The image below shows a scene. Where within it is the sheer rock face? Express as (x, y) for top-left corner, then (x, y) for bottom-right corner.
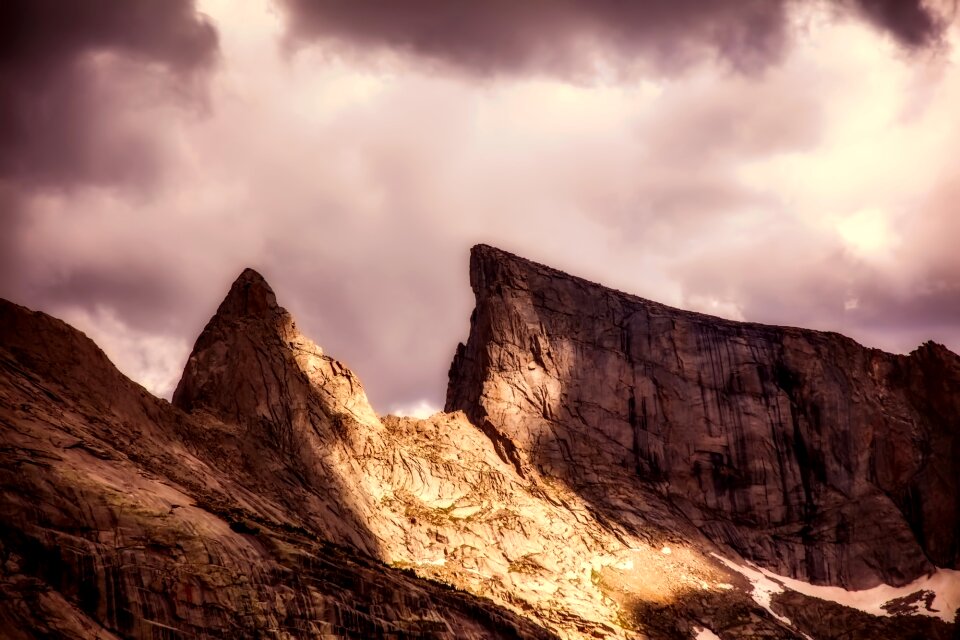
(0, 272), (740, 640)
(0, 297), (556, 640)
(447, 245), (960, 590)
(172, 267), (386, 555)
(2, 255), (958, 640)
(165, 269), (762, 639)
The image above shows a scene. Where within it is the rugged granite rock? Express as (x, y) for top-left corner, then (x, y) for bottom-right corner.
(0, 297), (556, 640)
(1, 246), (958, 639)
(447, 244), (960, 591)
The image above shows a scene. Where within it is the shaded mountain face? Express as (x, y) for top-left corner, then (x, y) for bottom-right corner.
(0, 291), (555, 639)
(447, 245), (960, 590)
(1, 246), (958, 640)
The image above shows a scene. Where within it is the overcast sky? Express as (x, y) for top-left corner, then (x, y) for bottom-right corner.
(2, 0), (960, 416)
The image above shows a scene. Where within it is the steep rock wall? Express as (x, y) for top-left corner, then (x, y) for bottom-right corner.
(3, 253), (957, 640)
(0, 297), (557, 640)
(447, 245), (960, 589)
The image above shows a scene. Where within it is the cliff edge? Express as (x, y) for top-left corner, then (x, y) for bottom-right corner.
(447, 244), (960, 590)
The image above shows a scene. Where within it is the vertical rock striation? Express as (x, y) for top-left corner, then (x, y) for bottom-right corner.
(0, 296), (557, 639)
(447, 244), (960, 590)
(172, 267), (385, 555)
(2, 251), (958, 639)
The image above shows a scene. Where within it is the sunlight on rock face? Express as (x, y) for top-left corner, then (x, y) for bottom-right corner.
(600, 543), (730, 606)
(4, 246), (959, 639)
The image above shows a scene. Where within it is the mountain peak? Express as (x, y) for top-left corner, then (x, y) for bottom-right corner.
(4, 247), (960, 639)
(450, 243), (960, 591)
(173, 263), (379, 432)
(172, 266), (294, 417)
(215, 267), (279, 320)
(470, 243), (526, 271)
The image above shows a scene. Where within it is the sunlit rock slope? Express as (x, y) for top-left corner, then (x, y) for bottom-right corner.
(1, 246), (957, 639)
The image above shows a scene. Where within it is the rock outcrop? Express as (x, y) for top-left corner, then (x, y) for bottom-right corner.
(1, 247), (958, 640)
(0, 297), (555, 640)
(447, 244), (960, 590)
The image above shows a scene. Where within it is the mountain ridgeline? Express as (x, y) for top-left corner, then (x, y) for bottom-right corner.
(448, 245), (960, 589)
(0, 245), (957, 639)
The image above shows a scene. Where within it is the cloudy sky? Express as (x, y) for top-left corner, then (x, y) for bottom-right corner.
(2, 0), (959, 417)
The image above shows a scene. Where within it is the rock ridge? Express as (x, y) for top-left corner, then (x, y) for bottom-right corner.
(2, 252), (959, 640)
(447, 243), (960, 590)
(0, 295), (559, 640)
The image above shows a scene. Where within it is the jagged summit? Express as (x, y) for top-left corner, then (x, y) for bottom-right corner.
(469, 245), (943, 353)
(172, 265), (377, 429)
(237, 266), (268, 282)
(2, 247), (959, 640)
(171, 267), (292, 416)
(213, 267), (281, 320)
(171, 264), (387, 554)
(468, 242), (669, 312)
(172, 266), (293, 416)
(0, 300), (556, 639)
(449, 241), (960, 591)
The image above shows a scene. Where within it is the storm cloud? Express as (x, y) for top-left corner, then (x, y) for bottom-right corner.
(0, 0), (218, 187)
(280, 0), (947, 78)
(0, 0), (218, 345)
(1, 0), (958, 415)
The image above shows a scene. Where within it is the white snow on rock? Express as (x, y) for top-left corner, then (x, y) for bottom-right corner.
(712, 554), (793, 626)
(713, 553), (960, 623)
(693, 627), (720, 640)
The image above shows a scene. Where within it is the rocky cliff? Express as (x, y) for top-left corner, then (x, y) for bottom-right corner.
(447, 244), (960, 591)
(0, 293), (555, 639)
(1, 246), (957, 640)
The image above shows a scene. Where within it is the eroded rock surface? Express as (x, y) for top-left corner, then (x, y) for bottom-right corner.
(447, 244), (960, 590)
(0, 297), (556, 640)
(2, 248), (957, 640)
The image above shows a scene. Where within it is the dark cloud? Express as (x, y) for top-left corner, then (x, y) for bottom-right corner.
(0, 0), (219, 349)
(280, 0), (946, 78)
(280, 0), (788, 76)
(850, 0), (950, 48)
(0, 0), (218, 187)
(1, 0), (957, 411)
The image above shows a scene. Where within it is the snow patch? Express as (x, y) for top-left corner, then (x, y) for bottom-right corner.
(762, 565), (960, 623)
(693, 627), (720, 640)
(713, 553), (960, 623)
(416, 557), (446, 566)
(713, 554), (792, 626)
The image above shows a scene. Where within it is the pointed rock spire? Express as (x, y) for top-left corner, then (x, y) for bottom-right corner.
(171, 268), (297, 418)
(172, 267), (378, 432)
(216, 267), (280, 320)
(170, 266), (383, 552)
